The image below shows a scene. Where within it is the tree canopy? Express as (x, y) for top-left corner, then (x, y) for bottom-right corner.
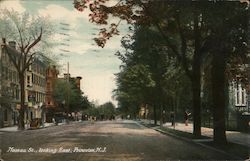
(74, 0), (249, 143)
(53, 79), (90, 113)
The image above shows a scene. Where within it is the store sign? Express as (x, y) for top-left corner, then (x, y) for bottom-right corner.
(28, 102), (32, 107)
(236, 106), (248, 112)
(16, 104), (21, 110)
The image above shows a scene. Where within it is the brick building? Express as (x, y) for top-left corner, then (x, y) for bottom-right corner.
(45, 65), (59, 122)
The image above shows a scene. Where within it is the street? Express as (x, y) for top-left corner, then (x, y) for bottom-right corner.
(0, 120), (233, 161)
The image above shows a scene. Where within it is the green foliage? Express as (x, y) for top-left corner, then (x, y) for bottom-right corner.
(53, 79), (90, 112)
(83, 101), (116, 120)
(98, 102), (116, 119)
(114, 25), (192, 120)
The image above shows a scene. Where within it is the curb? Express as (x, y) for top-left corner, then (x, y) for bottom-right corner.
(138, 121), (244, 160)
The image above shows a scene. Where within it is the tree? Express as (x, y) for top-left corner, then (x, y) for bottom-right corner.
(115, 25), (192, 125)
(204, 2), (248, 144)
(74, 0), (249, 143)
(114, 63), (155, 119)
(53, 79), (90, 114)
(73, 0), (206, 137)
(98, 102), (116, 120)
(0, 9), (54, 130)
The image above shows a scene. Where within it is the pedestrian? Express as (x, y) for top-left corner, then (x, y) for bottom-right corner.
(184, 111), (191, 126)
(170, 112), (174, 126)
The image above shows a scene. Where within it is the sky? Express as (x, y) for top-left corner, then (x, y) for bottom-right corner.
(0, 0), (129, 106)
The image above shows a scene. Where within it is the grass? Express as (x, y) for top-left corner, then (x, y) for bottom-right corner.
(160, 126), (209, 139)
(160, 126), (249, 159)
(202, 141), (249, 159)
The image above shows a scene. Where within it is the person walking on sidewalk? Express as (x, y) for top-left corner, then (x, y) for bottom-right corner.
(184, 111), (191, 126)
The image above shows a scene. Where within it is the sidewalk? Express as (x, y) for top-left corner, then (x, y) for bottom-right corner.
(0, 122), (60, 132)
(140, 119), (250, 148)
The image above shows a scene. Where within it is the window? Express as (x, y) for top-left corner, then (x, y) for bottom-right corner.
(2, 67), (4, 78)
(242, 91), (245, 105)
(9, 70), (13, 81)
(5, 68), (8, 80)
(4, 109), (8, 121)
(30, 112), (33, 120)
(32, 74), (34, 83)
(16, 89), (20, 100)
(236, 91), (239, 104)
(27, 75), (30, 84)
(13, 71), (16, 82)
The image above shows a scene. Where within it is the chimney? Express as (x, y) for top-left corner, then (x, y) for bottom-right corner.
(8, 41), (16, 49)
(76, 76), (82, 90)
(2, 38), (6, 44)
(64, 73), (70, 79)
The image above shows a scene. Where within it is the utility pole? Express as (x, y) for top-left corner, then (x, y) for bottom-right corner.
(59, 22), (71, 122)
(0, 39), (3, 128)
(67, 62), (70, 122)
(65, 62), (70, 123)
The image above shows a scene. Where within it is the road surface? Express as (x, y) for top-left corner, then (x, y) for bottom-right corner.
(0, 120), (232, 161)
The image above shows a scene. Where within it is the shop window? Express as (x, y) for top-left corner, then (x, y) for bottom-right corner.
(4, 109), (8, 121)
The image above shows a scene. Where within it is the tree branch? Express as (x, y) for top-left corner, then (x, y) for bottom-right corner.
(25, 27), (43, 55)
(176, 13), (192, 78)
(23, 52), (36, 72)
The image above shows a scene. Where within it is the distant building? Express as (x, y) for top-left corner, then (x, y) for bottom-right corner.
(45, 65), (59, 122)
(139, 104), (149, 119)
(232, 64), (250, 113)
(234, 82), (248, 111)
(63, 73), (82, 90)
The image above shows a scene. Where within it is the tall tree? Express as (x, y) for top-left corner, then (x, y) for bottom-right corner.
(114, 63), (155, 119)
(0, 9), (54, 130)
(204, 2), (249, 144)
(74, 0), (206, 137)
(74, 0), (249, 142)
(53, 79), (90, 113)
(115, 26), (172, 124)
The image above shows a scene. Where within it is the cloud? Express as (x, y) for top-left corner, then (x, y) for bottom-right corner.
(0, 0), (25, 12)
(37, 4), (90, 26)
(20, 1), (126, 106)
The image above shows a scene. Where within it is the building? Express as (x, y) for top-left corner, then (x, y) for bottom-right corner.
(232, 64), (250, 113)
(228, 64), (250, 131)
(25, 58), (47, 124)
(0, 39), (48, 127)
(63, 73), (82, 90)
(139, 104), (149, 119)
(45, 65), (59, 122)
(0, 41), (20, 127)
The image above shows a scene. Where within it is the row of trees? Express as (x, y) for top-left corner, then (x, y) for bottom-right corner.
(83, 101), (116, 120)
(114, 26), (192, 124)
(74, 1), (249, 144)
(53, 78), (91, 114)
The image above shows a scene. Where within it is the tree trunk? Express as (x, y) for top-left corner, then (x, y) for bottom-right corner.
(153, 105), (157, 125)
(160, 104), (163, 127)
(191, 7), (202, 138)
(211, 51), (227, 144)
(0, 107), (3, 128)
(191, 56), (202, 137)
(18, 73), (25, 130)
